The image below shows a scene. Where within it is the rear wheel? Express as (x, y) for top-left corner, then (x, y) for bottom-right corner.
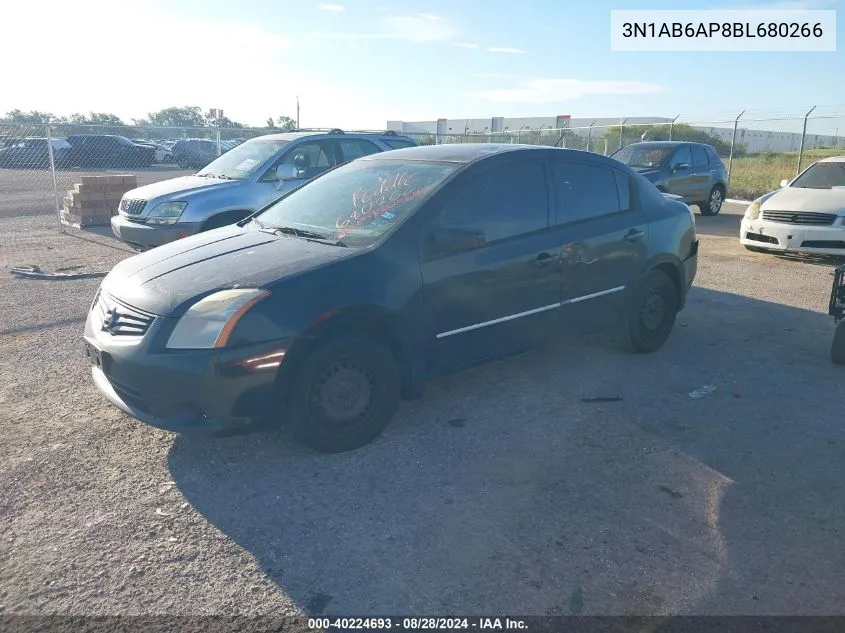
(832, 321), (845, 364)
(284, 337), (400, 453)
(699, 185), (724, 216)
(619, 269), (679, 353)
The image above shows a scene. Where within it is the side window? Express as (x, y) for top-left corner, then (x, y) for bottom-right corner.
(435, 160), (548, 246)
(551, 162), (622, 224)
(382, 138), (417, 150)
(339, 139), (382, 161)
(707, 147), (723, 165)
(691, 146), (709, 167)
(261, 142), (337, 181)
(670, 146), (693, 168)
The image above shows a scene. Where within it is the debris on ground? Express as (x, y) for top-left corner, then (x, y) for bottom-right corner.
(688, 385), (717, 399)
(9, 265), (107, 280)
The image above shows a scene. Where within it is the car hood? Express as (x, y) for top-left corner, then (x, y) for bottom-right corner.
(123, 175), (240, 202)
(760, 187), (845, 214)
(100, 225), (354, 316)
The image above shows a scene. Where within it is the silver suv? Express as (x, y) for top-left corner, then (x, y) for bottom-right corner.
(110, 129), (418, 250)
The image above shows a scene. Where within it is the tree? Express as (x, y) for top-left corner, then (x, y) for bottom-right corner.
(266, 117), (276, 129)
(208, 115), (245, 129)
(3, 109), (64, 124)
(68, 112), (125, 125)
(602, 123), (743, 156)
(276, 115), (296, 131)
(137, 106), (207, 128)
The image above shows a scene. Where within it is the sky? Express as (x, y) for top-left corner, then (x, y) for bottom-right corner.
(1, 0), (843, 130)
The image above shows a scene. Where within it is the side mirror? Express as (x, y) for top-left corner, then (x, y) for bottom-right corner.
(780, 179), (789, 188)
(275, 164), (298, 182)
(429, 226), (486, 256)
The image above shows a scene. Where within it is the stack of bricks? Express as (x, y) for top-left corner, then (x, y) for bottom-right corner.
(60, 174), (138, 229)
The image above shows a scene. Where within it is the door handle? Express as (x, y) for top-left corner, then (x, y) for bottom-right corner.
(624, 229), (645, 243)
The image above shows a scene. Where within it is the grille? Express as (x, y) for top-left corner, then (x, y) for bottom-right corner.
(120, 198), (147, 215)
(762, 210), (836, 226)
(93, 292), (155, 337)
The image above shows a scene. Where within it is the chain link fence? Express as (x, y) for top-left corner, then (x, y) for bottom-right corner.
(2, 110), (845, 272)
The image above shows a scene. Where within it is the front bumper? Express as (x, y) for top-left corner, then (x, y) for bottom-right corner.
(84, 307), (293, 436)
(741, 218), (845, 255)
(111, 215), (201, 250)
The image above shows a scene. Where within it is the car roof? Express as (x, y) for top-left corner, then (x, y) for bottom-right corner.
(817, 155), (845, 163)
(251, 131), (416, 143)
(357, 143), (602, 164)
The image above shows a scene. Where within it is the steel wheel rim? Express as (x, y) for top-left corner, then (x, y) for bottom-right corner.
(639, 289), (667, 335)
(308, 359), (375, 435)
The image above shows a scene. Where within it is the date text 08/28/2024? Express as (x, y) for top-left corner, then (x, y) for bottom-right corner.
(307, 617), (528, 631)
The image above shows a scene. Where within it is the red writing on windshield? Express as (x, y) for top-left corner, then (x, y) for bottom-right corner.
(333, 172), (429, 239)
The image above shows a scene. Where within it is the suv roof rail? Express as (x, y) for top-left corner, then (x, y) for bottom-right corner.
(291, 127), (345, 134)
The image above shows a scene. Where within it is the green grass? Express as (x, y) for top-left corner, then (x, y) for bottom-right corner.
(728, 148), (844, 200)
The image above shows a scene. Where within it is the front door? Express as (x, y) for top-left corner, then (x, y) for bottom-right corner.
(548, 160), (649, 333)
(420, 158), (563, 375)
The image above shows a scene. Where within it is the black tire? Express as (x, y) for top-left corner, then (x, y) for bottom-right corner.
(832, 321), (845, 364)
(699, 185), (725, 216)
(284, 336), (400, 453)
(620, 269), (679, 353)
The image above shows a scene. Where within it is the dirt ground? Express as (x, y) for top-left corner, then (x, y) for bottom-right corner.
(1, 202), (844, 616)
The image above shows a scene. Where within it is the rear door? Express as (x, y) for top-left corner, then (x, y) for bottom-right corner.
(420, 157), (562, 375)
(664, 145), (696, 200)
(690, 145), (712, 199)
(549, 160), (649, 333)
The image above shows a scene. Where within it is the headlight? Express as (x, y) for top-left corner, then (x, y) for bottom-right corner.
(166, 289), (270, 349)
(744, 198), (762, 221)
(146, 201), (187, 225)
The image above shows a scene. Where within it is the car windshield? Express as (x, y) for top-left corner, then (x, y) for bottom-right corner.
(612, 144), (674, 169)
(196, 139), (290, 180)
(254, 159), (460, 248)
(790, 162), (845, 189)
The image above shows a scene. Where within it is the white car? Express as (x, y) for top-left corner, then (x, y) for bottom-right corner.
(740, 156), (845, 256)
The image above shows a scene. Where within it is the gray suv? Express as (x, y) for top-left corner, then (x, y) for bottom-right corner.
(110, 129), (418, 250)
(610, 141), (728, 216)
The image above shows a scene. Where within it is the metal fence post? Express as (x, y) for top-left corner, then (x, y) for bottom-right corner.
(619, 118), (629, 150)
(603, 138), (608, 155)
(216, 130), (222, 156)
(796, 105), (816, 177)
(586, 121), (596, 152)
(45, 123), (63, 233)
(537, 129), (541, 145)
(669, 114), (680, 140)
(726, 110), (745, 189)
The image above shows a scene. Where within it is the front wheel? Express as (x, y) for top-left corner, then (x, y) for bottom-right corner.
(284, 337), (401, 453)
(699, 185), (724, 216)
(832, 321), (845, 364)
(619, 269), (679, 353)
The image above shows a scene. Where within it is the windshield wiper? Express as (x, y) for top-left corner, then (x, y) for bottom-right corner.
(259, 225), (347, 247)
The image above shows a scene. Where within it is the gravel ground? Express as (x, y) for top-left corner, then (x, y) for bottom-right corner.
(1, 203), (845, 616)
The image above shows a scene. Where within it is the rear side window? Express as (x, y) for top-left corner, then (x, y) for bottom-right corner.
(707, 147), (723, 165)
(339, 139), (382, 161)
(551, 162), (623, 223)
(692, 146), (709, 167)
(437, 160), (549, 243)
(382, 138), (417, 150)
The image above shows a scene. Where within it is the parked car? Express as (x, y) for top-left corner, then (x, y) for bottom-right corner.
(740, 156), (845, 256)
(85, 143), (698, 453)
(0, 137), (72, 168)
(134, 141), (174, 164)
(110, 129), (420, 250)
(65, 134), (155, 168)
(610, 141), (727, 216)
(171, 139), (219, 169)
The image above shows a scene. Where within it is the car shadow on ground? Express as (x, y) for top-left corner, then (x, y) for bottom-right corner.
(693, 212), (742, 239)
(167, 287), (845, 616)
